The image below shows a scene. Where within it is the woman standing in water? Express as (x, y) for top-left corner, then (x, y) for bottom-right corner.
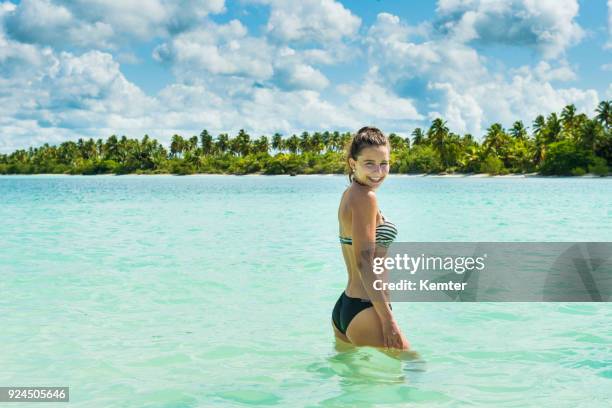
(331, 127), (410, 351)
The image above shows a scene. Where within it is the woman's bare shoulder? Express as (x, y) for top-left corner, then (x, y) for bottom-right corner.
(352, 187), (377, 205)
(344, 183), (377, 198)
(342, 186), (377, 217)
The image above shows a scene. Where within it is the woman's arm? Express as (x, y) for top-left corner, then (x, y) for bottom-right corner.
(351, 190), (393, 323)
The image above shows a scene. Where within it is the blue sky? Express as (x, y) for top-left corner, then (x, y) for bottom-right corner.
(0, 0), (610, 152)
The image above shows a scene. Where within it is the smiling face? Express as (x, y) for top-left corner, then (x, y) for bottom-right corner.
(349, 144), (390, 189)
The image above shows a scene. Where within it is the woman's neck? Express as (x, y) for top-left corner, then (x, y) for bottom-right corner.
(352, 177), (373, 190)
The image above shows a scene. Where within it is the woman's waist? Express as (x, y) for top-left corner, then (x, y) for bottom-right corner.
(343, 284), (386, 301)
(343, 278), (391, 301)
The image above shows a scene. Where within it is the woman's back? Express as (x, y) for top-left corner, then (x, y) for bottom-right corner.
(337, 185), (387, 299)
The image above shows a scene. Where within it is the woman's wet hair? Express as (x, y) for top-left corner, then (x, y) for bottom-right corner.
(345, 126), (390, 183)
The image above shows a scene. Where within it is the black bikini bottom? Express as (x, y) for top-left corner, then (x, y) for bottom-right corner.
(332, 290), (392, 335)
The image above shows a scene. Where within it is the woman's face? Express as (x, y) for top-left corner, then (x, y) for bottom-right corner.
(349, 144), (390, 189)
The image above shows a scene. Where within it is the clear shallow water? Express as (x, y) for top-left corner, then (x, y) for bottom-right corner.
(0, 174), (611, 407)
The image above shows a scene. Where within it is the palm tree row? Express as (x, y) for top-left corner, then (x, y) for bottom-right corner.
(1, 101), (610, 176)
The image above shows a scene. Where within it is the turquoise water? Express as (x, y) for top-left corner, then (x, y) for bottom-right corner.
(1, 174), (611, 407)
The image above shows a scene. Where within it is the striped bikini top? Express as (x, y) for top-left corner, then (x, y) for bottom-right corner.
(339, 210), (398, 248)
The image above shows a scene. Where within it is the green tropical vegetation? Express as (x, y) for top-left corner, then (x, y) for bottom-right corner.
(1, 101), (610, 176)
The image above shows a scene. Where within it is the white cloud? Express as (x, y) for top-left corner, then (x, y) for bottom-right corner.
(339, 80), (423, 121)
(2, 0), (226, 49)
(427, 82), (484, 134)
(154, 20), (335, 91)
(299, 43), (358, 65)
(42, 51), (155, 116)
(237, 87), (358, 135)
(427, 64), (599, 136)
(436, 0), (585, 59)
(273, 59), (329, 91)
(365, 11), (598, 136)
(0, 41), (157, 151)
(368, 12), (431, 43)
(519, 60), (577, 82)
(154, 20), (274, 80)
(0, 23), (50, 75)
(367, 12), (488, 89)
(252, 0), (360, 43)
(116, 52), (141, 64)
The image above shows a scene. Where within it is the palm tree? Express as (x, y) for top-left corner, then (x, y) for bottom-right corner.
(271, 133), (283, 153)
(234, 129), (251, 156)
(228, 137), (241, 156)
(81, 138), (97, 160)
(461, 133), (475, 146)
(253, 135), (270, 154)
(96, 138), (104, 157)
(104, 135), (119, 162)
(483, 123), (509, 157)
(532, 115), (546, 164)
(427, 119), (448, 148)
(340, 132), (352, 151)
(299, 132), (311, 153)
(321, 131), (331, 152)
(151, 141), (167, 168)
(187, 136), (198, 153)
(216, 134), (229, 155)
(595, 100), (611, 128)
(330, 131), (342, 152)
(77, 138), (85, 157)
(532, 115), (545, 137)
(200, 130), (214, 155)
(403, 136), (411, 149)
(579, 119), (602, 152)
(117, 135), (131, 163)
(545, 112), (562, 143)
(135, 134), (155, 170)
(388, 133), (406, 150)
(506, 138), (534, 173)
(58, 141), (79, 165)
(443, 132), (463, 168)
(427, 119), (450, 167)
(561, 104), (577, 138)
(509, 121), (528, 140)
(459, 145), (480, 172)
(286, 135), (300, 154)
(170, 134), (186, 158)
(411, 128), (425, 145)
(311, 132), (324, 154)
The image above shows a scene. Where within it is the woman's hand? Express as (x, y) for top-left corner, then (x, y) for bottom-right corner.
(381, 319), (410, 350)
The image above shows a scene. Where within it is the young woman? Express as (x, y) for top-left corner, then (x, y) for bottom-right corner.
(331, 126), (410, 351)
